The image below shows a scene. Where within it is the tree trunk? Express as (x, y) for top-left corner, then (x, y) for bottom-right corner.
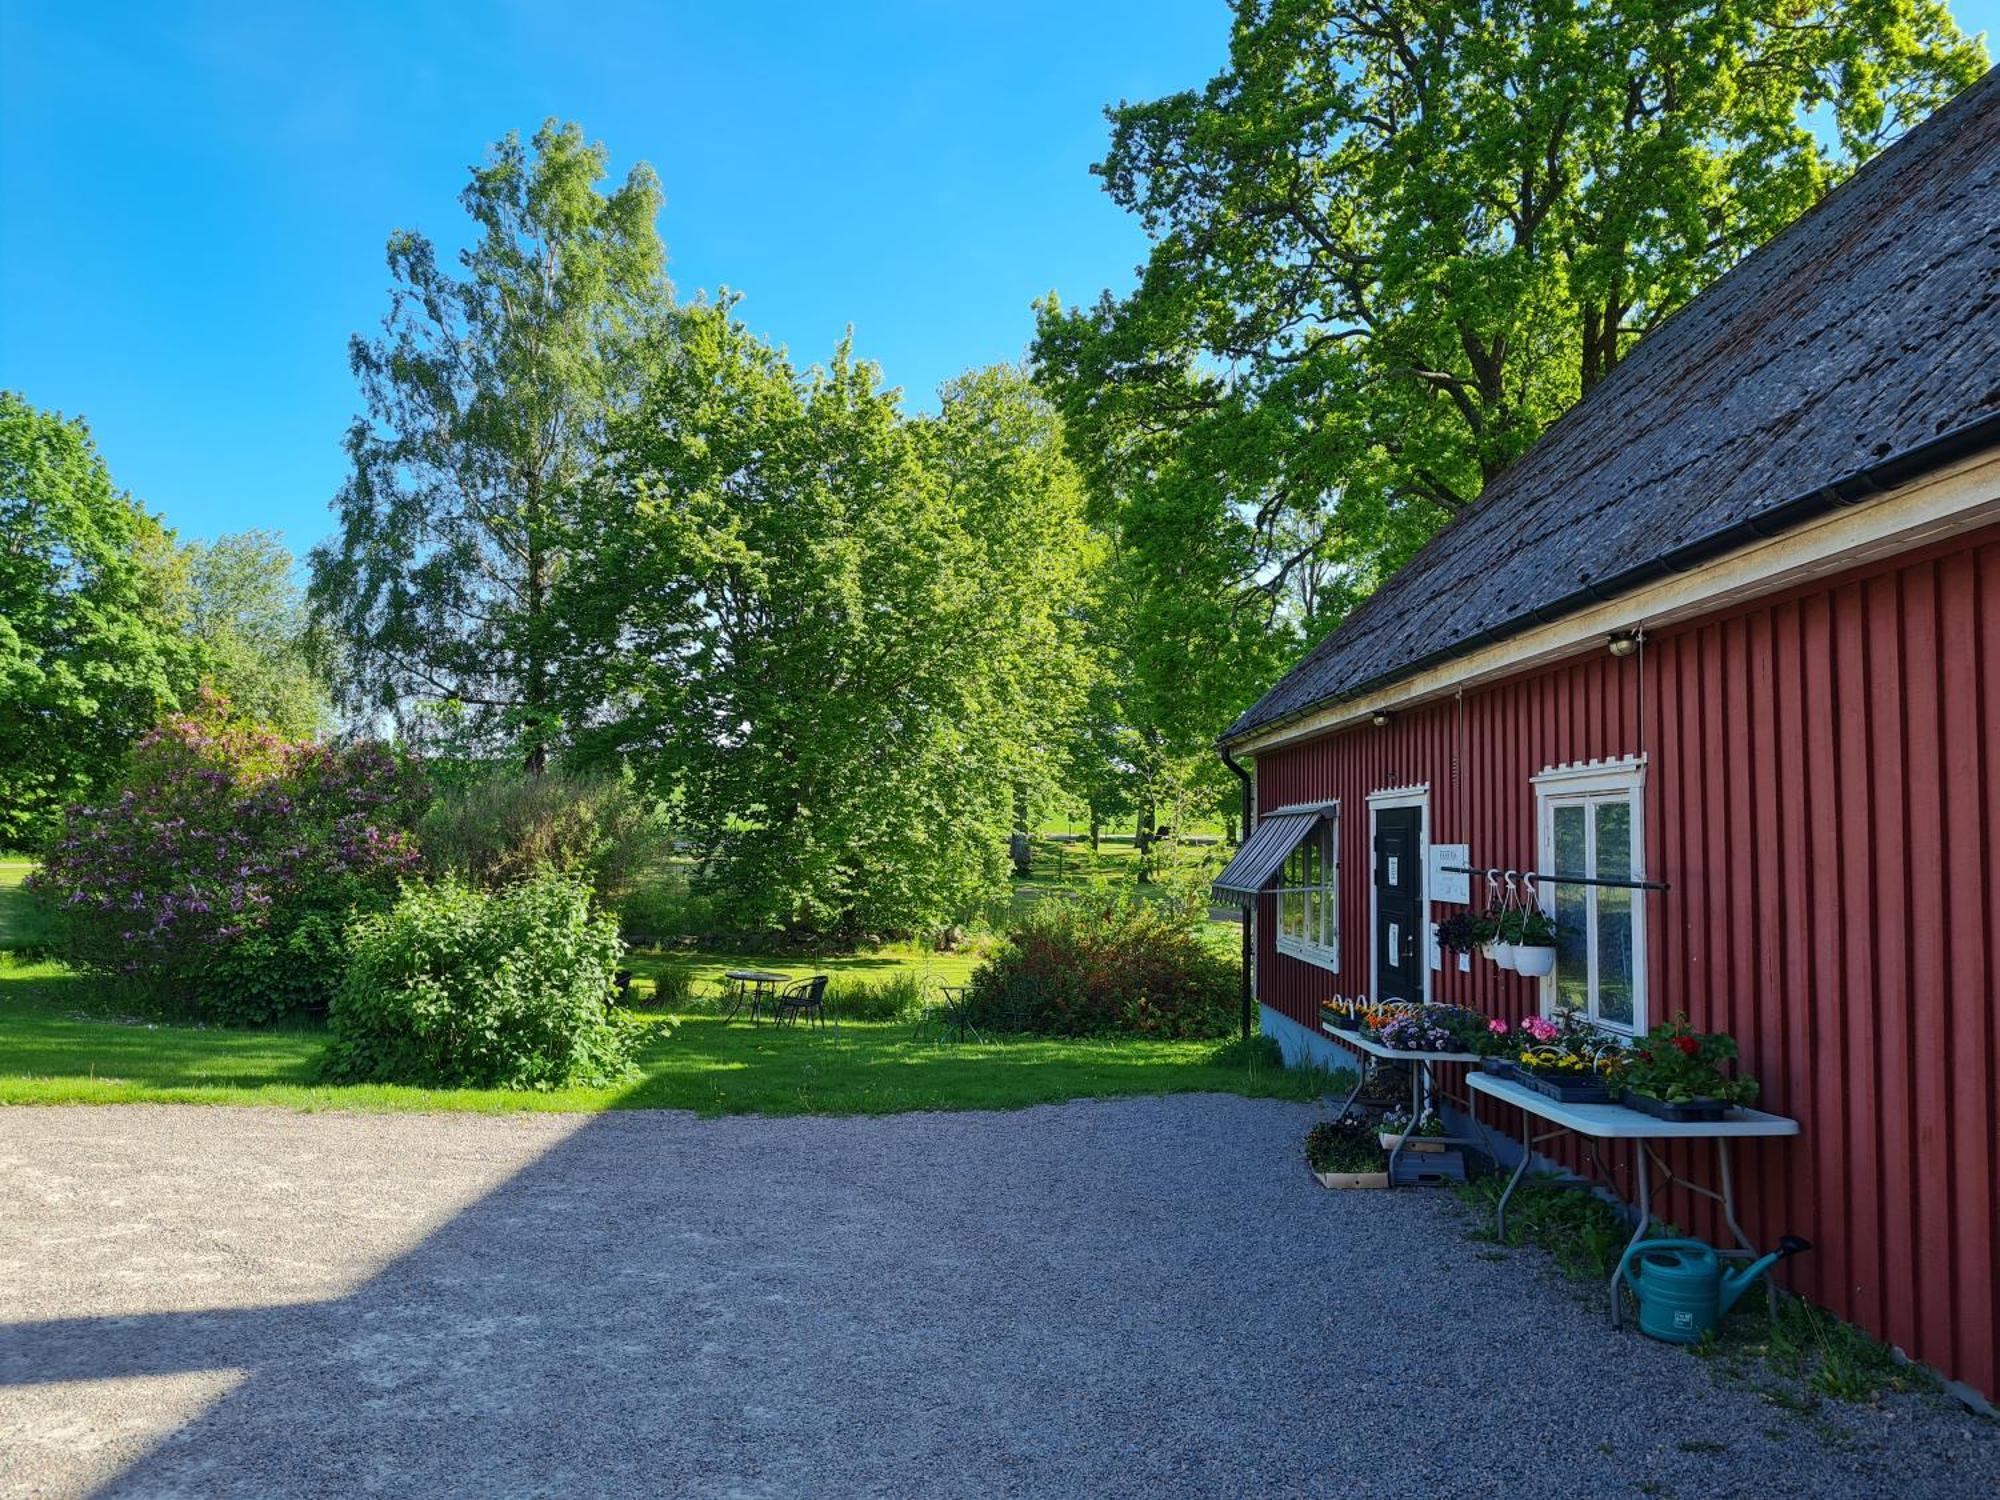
(1135, 803), (1156, 885)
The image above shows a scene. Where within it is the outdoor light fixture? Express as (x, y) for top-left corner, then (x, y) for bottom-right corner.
(1371, 709), (1392, 727)
(1608, 630), (1641, 657)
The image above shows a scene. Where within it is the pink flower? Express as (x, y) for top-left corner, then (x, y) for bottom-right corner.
(1522, 1015), (1559, 1043)
(1488, 1018), (1509, 1035)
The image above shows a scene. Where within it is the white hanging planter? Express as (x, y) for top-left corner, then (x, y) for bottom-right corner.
(1491, 941), (1519, 972)
(1514, 944), (1558, 978)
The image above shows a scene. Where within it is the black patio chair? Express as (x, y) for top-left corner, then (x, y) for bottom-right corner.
(773, 975), (832, 1030)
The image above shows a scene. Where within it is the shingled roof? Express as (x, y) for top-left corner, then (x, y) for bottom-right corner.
(1225, 66), (2000, 746)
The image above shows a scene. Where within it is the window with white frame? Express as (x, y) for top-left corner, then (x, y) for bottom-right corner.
(1535, 762), (1646, 1033)
(1274, 813), (1338, 970)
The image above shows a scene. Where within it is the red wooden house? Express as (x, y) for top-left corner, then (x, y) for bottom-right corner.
(1214, 69), (2000, 1402)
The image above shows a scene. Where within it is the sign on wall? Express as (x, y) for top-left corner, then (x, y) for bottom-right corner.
(1429, 842), (1471, 905)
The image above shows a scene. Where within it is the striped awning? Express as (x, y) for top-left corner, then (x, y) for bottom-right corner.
(1211, 807), (1328, 904)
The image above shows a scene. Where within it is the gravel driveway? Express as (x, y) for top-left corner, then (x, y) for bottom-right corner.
(2, 1098), (1994, 1499)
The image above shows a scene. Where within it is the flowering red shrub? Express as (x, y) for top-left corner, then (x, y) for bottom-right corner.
(963, 895), (1237, 1039)
(28, 693), (429, 1023)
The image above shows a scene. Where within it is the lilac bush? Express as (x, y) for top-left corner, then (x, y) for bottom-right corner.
(28, 692), (429, 1023)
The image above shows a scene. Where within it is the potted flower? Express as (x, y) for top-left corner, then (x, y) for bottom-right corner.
(1304, 1117), (1391, 1188)
(1377, 1108), (1447, 1152)
(1621, 1014), (1759, 1122)
(1512, 909), (1560, 978)
(1514, 1010), (1624, 1102)
(1490, 908), (1524, 971)
(1377, 1010), (1459, 1053)
(1473, 1016), (1518, 1075)
(1436, 910), (1493, 956)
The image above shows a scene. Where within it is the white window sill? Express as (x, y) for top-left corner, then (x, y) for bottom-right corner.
(1540, 997), (1643, 1041)
(1276, 935), (1339, 973)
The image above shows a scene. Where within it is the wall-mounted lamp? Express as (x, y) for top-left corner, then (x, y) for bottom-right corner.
(1370, 709), (1392, 727)
(1607, 630), (1641, 658)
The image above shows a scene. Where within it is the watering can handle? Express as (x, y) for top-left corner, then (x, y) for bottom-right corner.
(1613, 1237), (1711, 1291)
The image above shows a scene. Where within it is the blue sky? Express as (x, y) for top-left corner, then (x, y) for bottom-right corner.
(3, 2), (1994, 555)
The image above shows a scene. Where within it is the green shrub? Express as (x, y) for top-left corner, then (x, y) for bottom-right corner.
(0, 878), (65, 960)
(617, 869), (711, 944)
(322, 874), (634, 1090)
(644, 963), (698, 1010)
(825, 971), (929, 1022)
(27, 691), (428, 1023)
(963, 895), (1238, 1039)
(419, 768), (673, 907)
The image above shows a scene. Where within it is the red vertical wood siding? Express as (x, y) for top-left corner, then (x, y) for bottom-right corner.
(1250, 524), (2000, 1400)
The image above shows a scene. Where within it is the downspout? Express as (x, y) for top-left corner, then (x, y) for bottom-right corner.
(1220, 745), (1255, 1041)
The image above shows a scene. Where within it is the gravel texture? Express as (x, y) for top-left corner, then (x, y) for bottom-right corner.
(2, 1098), (1995, 1499)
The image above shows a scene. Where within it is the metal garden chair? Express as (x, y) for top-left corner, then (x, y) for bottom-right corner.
(772, 974), (832, 1030)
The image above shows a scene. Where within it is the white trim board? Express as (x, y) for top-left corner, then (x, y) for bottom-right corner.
(1230, 446), (2000, 758)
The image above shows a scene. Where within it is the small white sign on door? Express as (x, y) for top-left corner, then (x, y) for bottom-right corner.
(1387, 855), (1400, 885)
(1387, 921), (1400, 967)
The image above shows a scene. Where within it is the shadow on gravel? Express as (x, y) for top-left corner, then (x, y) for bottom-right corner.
(5, 1097), (1996, 1500)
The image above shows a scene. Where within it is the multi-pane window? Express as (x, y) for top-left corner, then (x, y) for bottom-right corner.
(1275, 815), (1338, 970)
(1535, 763), (1646, 1034)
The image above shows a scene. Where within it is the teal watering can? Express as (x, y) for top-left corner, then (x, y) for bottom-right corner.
(1615, 1235), (1811, 1344)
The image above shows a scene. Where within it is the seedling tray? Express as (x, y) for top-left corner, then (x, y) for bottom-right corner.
(1621, 1089), (1728, 1123)
(1518, 1070), (1615, 1105)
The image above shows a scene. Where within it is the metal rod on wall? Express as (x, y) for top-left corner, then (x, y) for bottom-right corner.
(1441, 863), (1670, 894)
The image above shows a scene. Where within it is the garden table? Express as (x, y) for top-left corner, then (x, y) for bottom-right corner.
(721, 969), (790, 1023)
(1322, 1025), (1489, 1186)
(1467, 1071), (1801, 1327)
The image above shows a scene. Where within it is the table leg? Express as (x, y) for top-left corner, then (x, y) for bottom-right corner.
(1496, 1114), (1532, 1241)
(1386, 1061), (1420, 1187)
(1714, 1141), (1776, 1321)
(1611, 1146), (1653, 1329)
(1329, 1053), (1369, 1122)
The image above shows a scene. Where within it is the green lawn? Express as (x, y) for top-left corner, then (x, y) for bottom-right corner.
(0, 860), (1321, 1117)
(0, 956), (1321, 1116)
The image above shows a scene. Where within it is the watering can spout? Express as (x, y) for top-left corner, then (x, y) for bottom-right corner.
(1718, 1235), (1812, 1314)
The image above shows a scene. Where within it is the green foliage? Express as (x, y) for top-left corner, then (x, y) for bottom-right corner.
(562, 301), (1096, 943)
(964, 894), (1238, 1039)
(1033, 3), (1986, 763)
(1454, 1175), (1631, 1281)
(310, 120), (670, 771)
(1624, 1013), (1760, 1105)
(322, 873), (634, 1090)
(825, 971), (930, 1022)
(0, 867), (63, 960)
(419, 767), (673, 907)
(643, 961), (699, 1009)
(0, 392), (197, 849)
(1209, 1032), (1284, 1071)
(1304, 1116), (1387, 1174)
(174, 530), (333, 738)
(27, 691), (428, 1024)
(1764, 1295), (1928, 1402)
(615, 870), (712, 945)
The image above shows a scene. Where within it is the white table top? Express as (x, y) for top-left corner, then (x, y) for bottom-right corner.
(1321, 1025), (1482, 1065)
(1468, 1071), (1800, 1139)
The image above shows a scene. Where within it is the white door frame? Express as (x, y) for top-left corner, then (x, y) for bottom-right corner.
(1366, 784), (1431, 1006)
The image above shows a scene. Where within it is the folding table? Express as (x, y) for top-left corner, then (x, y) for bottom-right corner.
(1467, 1071), (1801, 1326)
(1322, 1024), (1488, 1185)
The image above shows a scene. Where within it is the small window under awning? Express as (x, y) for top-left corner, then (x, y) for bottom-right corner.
(1211, 807), (1329, 904)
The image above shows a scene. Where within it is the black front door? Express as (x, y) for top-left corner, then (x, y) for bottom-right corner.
(1373, 807), (1422, 1003)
